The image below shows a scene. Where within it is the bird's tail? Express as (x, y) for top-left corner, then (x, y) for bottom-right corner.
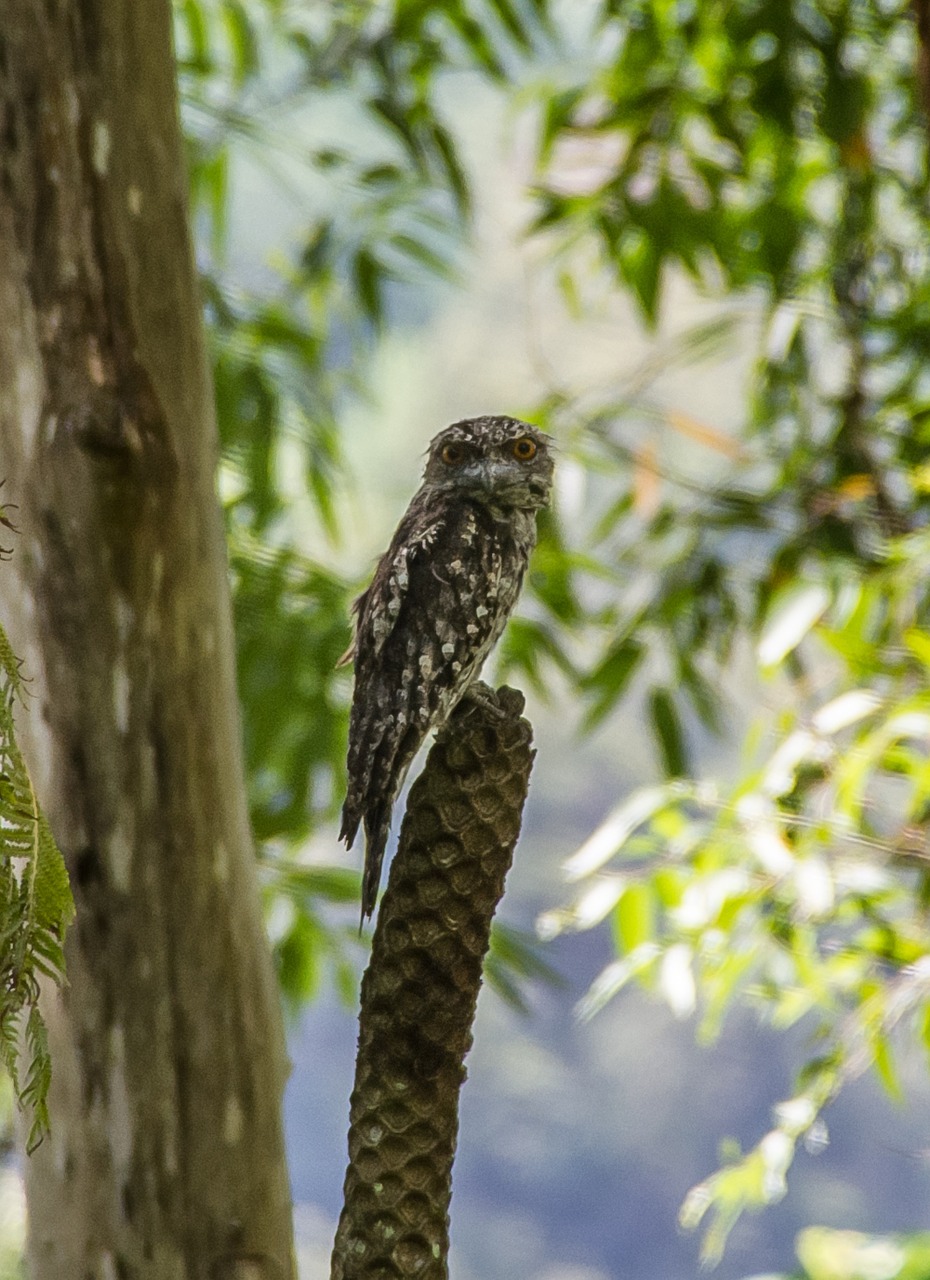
(359, 805), (391, 928)
(339, 796), (367, 929)
(338, 799), (361, 852)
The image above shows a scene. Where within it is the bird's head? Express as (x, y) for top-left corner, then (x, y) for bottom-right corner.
(422, 416), (554, 511)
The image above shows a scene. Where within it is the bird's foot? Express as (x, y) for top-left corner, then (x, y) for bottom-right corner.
(456, 680), (508, 722)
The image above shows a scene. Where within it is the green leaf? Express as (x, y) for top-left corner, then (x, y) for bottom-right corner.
(221, 0), (259, 87)
(429, 120), (471, 217)
(616, 227), (662, 326)
(35, 815), (74, 933)
(390, 232), (457, 280)
(904, 629), (930, 672)
(872, 1034), (903, 1102)
(649, 687), (687, 777)
(352, 248), (387, 327)
(264, 858), (361, 906)
(484, 922), (564, 1013)
(582, 639), (644, 729)
(614, 882), (656, 954)
(757, 584), (830, 670)
(485, 0), (535, 51)
(276, 914), (322, 1005)
(796, 1227), (930, 1280)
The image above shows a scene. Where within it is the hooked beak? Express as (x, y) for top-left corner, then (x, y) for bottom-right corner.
(460, 460), (513, 493)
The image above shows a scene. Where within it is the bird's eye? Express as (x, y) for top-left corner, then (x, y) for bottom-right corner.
(512, 436), (538, 461)
(441, 442), (466, 465)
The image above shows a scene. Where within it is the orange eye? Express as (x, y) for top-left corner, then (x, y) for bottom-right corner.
(441, 442), (466, 465)
(512, 436), (537, 461)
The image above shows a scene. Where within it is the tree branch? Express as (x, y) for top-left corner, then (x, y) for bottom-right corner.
(331, 684), (535, 1280)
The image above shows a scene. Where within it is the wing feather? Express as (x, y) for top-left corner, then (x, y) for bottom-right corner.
(348, 507), (446, 665)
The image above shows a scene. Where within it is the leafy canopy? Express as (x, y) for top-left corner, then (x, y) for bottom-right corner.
(531, 0), (930, 1261)
(176, 0), (930, 1268)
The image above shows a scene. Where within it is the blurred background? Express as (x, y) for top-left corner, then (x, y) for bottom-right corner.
(10, 2), (930, 1277)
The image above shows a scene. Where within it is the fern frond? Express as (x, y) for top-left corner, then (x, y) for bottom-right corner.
(21, 1009), (51, 1154)
(0, 625), (26, 703)
(0, 614), (73, 1149)
(35, 814), (74, 933)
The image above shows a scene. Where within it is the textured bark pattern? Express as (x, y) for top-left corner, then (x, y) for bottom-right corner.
(332, 685), (534, 1280)
(0, 3), (295, 1277)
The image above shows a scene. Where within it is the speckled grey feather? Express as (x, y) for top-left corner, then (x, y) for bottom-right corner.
(339, 415), (554, 921)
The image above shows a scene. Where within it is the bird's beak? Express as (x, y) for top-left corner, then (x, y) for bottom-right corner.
(464, 460), (513, 493)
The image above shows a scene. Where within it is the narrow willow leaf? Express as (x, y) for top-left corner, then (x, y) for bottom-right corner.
(614, 881), (656, 954)
(649, 687), (687, 777)
(757, 583), (830, 669)
(563, 784), (684, 880)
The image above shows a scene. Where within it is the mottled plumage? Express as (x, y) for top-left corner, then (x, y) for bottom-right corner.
(339, 415), (554, 922)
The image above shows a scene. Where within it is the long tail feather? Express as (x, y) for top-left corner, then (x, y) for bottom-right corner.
(360, 807), (391, 925)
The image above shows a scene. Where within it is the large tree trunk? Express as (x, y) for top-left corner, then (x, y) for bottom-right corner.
(0, 3), (296, 1277)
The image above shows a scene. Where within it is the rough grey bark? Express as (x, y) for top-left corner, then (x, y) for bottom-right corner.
(0, 3), (296, 1278)
(331, 685), (535, 1280)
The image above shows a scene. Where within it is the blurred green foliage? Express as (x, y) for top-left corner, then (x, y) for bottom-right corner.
(756, 1225), (930, 1280)
(530, 0), (930, 1261)
(175, 0), (930, 1264)
(176, 0), (559, 994)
